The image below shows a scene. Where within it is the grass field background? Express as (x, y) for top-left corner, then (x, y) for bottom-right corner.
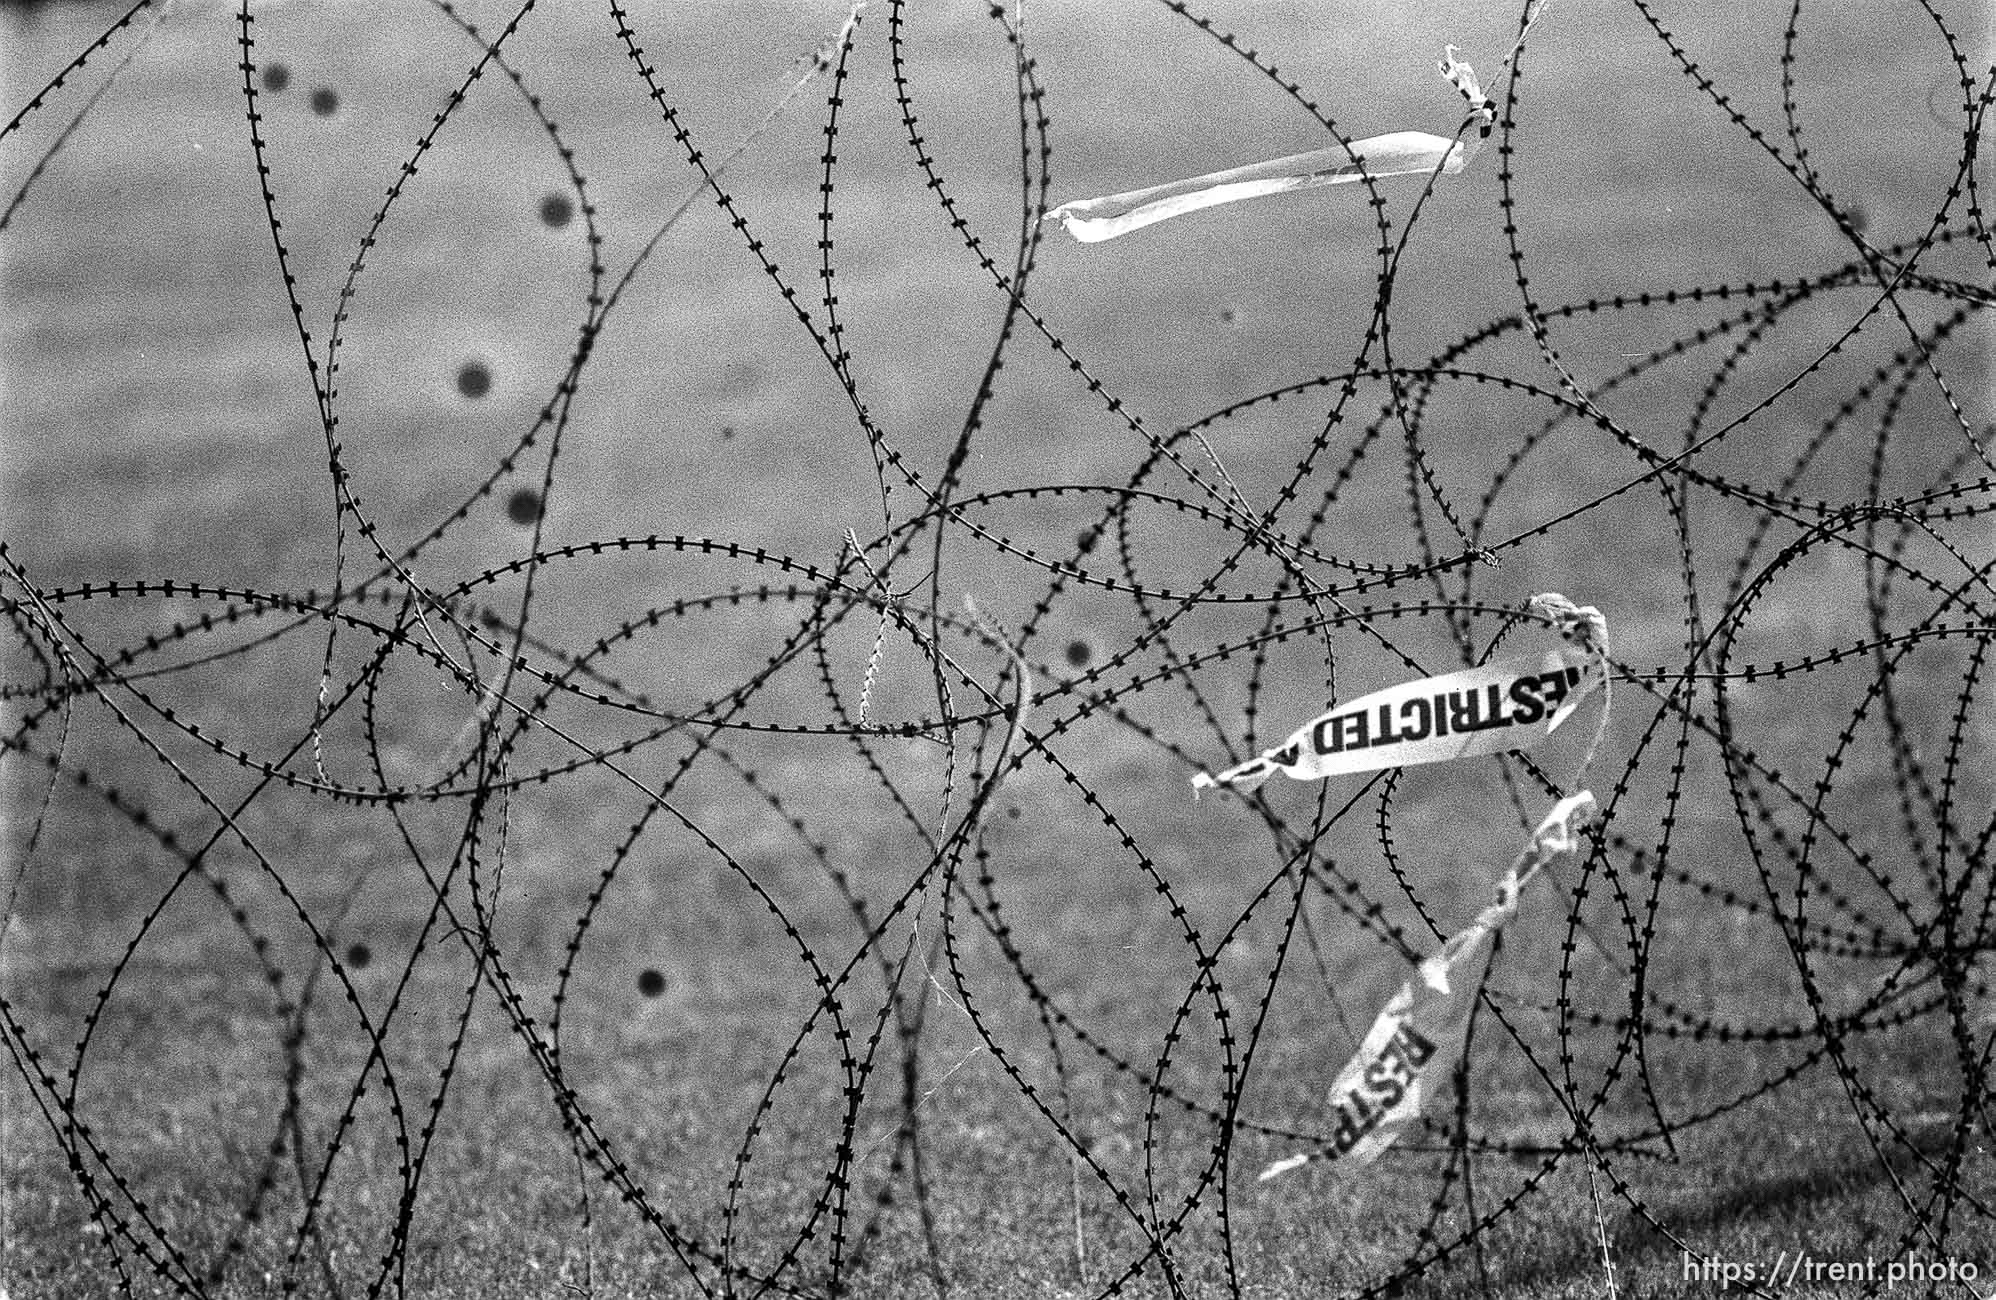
(3, 0), (1993, 1296)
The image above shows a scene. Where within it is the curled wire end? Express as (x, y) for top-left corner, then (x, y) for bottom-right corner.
(1439, 44), (1498, 137)
(1528, 591), (1608, 657)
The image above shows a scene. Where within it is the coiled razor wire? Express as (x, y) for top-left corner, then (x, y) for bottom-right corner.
(1, 0), (1991, 1295)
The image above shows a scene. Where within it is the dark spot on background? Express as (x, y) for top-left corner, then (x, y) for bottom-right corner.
(261, 63), (290, 93)
(506, 488), (541, 525)
(538, 192), (574, 229)
(310, 86), (340, 117)
(637, 968), (666, 998)
(346, 942), (371, 970)
(456, 360), (492, 399)
(1065, 639), (1091, 668)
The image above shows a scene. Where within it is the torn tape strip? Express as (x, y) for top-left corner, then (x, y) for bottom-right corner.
(1042, 131), (1475, 244)
(1192, 648), (1601, 795)
(1259, 792), (1599, 1181)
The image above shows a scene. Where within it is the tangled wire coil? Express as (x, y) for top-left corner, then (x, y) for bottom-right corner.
(2, 0), (1992, 1296)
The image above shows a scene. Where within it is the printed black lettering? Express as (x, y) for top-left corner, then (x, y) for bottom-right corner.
(1346, 709), (1369, 750)
(1374, 703), (1400, 747)
(1311, 714), (1341, 756)
(1398, 696), (1432, 741)
(1395, 1023), (1439, 1068)
(1446, 688), (1487, 733)
(1364, 1058), (1409, 1110)
(1508, 674), (1545, 725)
(1378, 1024), (1418, 1075)
(1330, 1098), (1373, 1154)
(1538, 670), (1569, 712)
(1433, 691), (1449, 737)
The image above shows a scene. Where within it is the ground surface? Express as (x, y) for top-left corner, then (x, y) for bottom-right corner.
(2, 1), (1993, 1296)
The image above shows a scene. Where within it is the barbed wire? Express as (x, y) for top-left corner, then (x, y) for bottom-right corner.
(2, 0), (1991, 1295)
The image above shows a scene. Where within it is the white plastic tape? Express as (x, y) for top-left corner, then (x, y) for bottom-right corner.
(1192, 649), (1601, 795)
